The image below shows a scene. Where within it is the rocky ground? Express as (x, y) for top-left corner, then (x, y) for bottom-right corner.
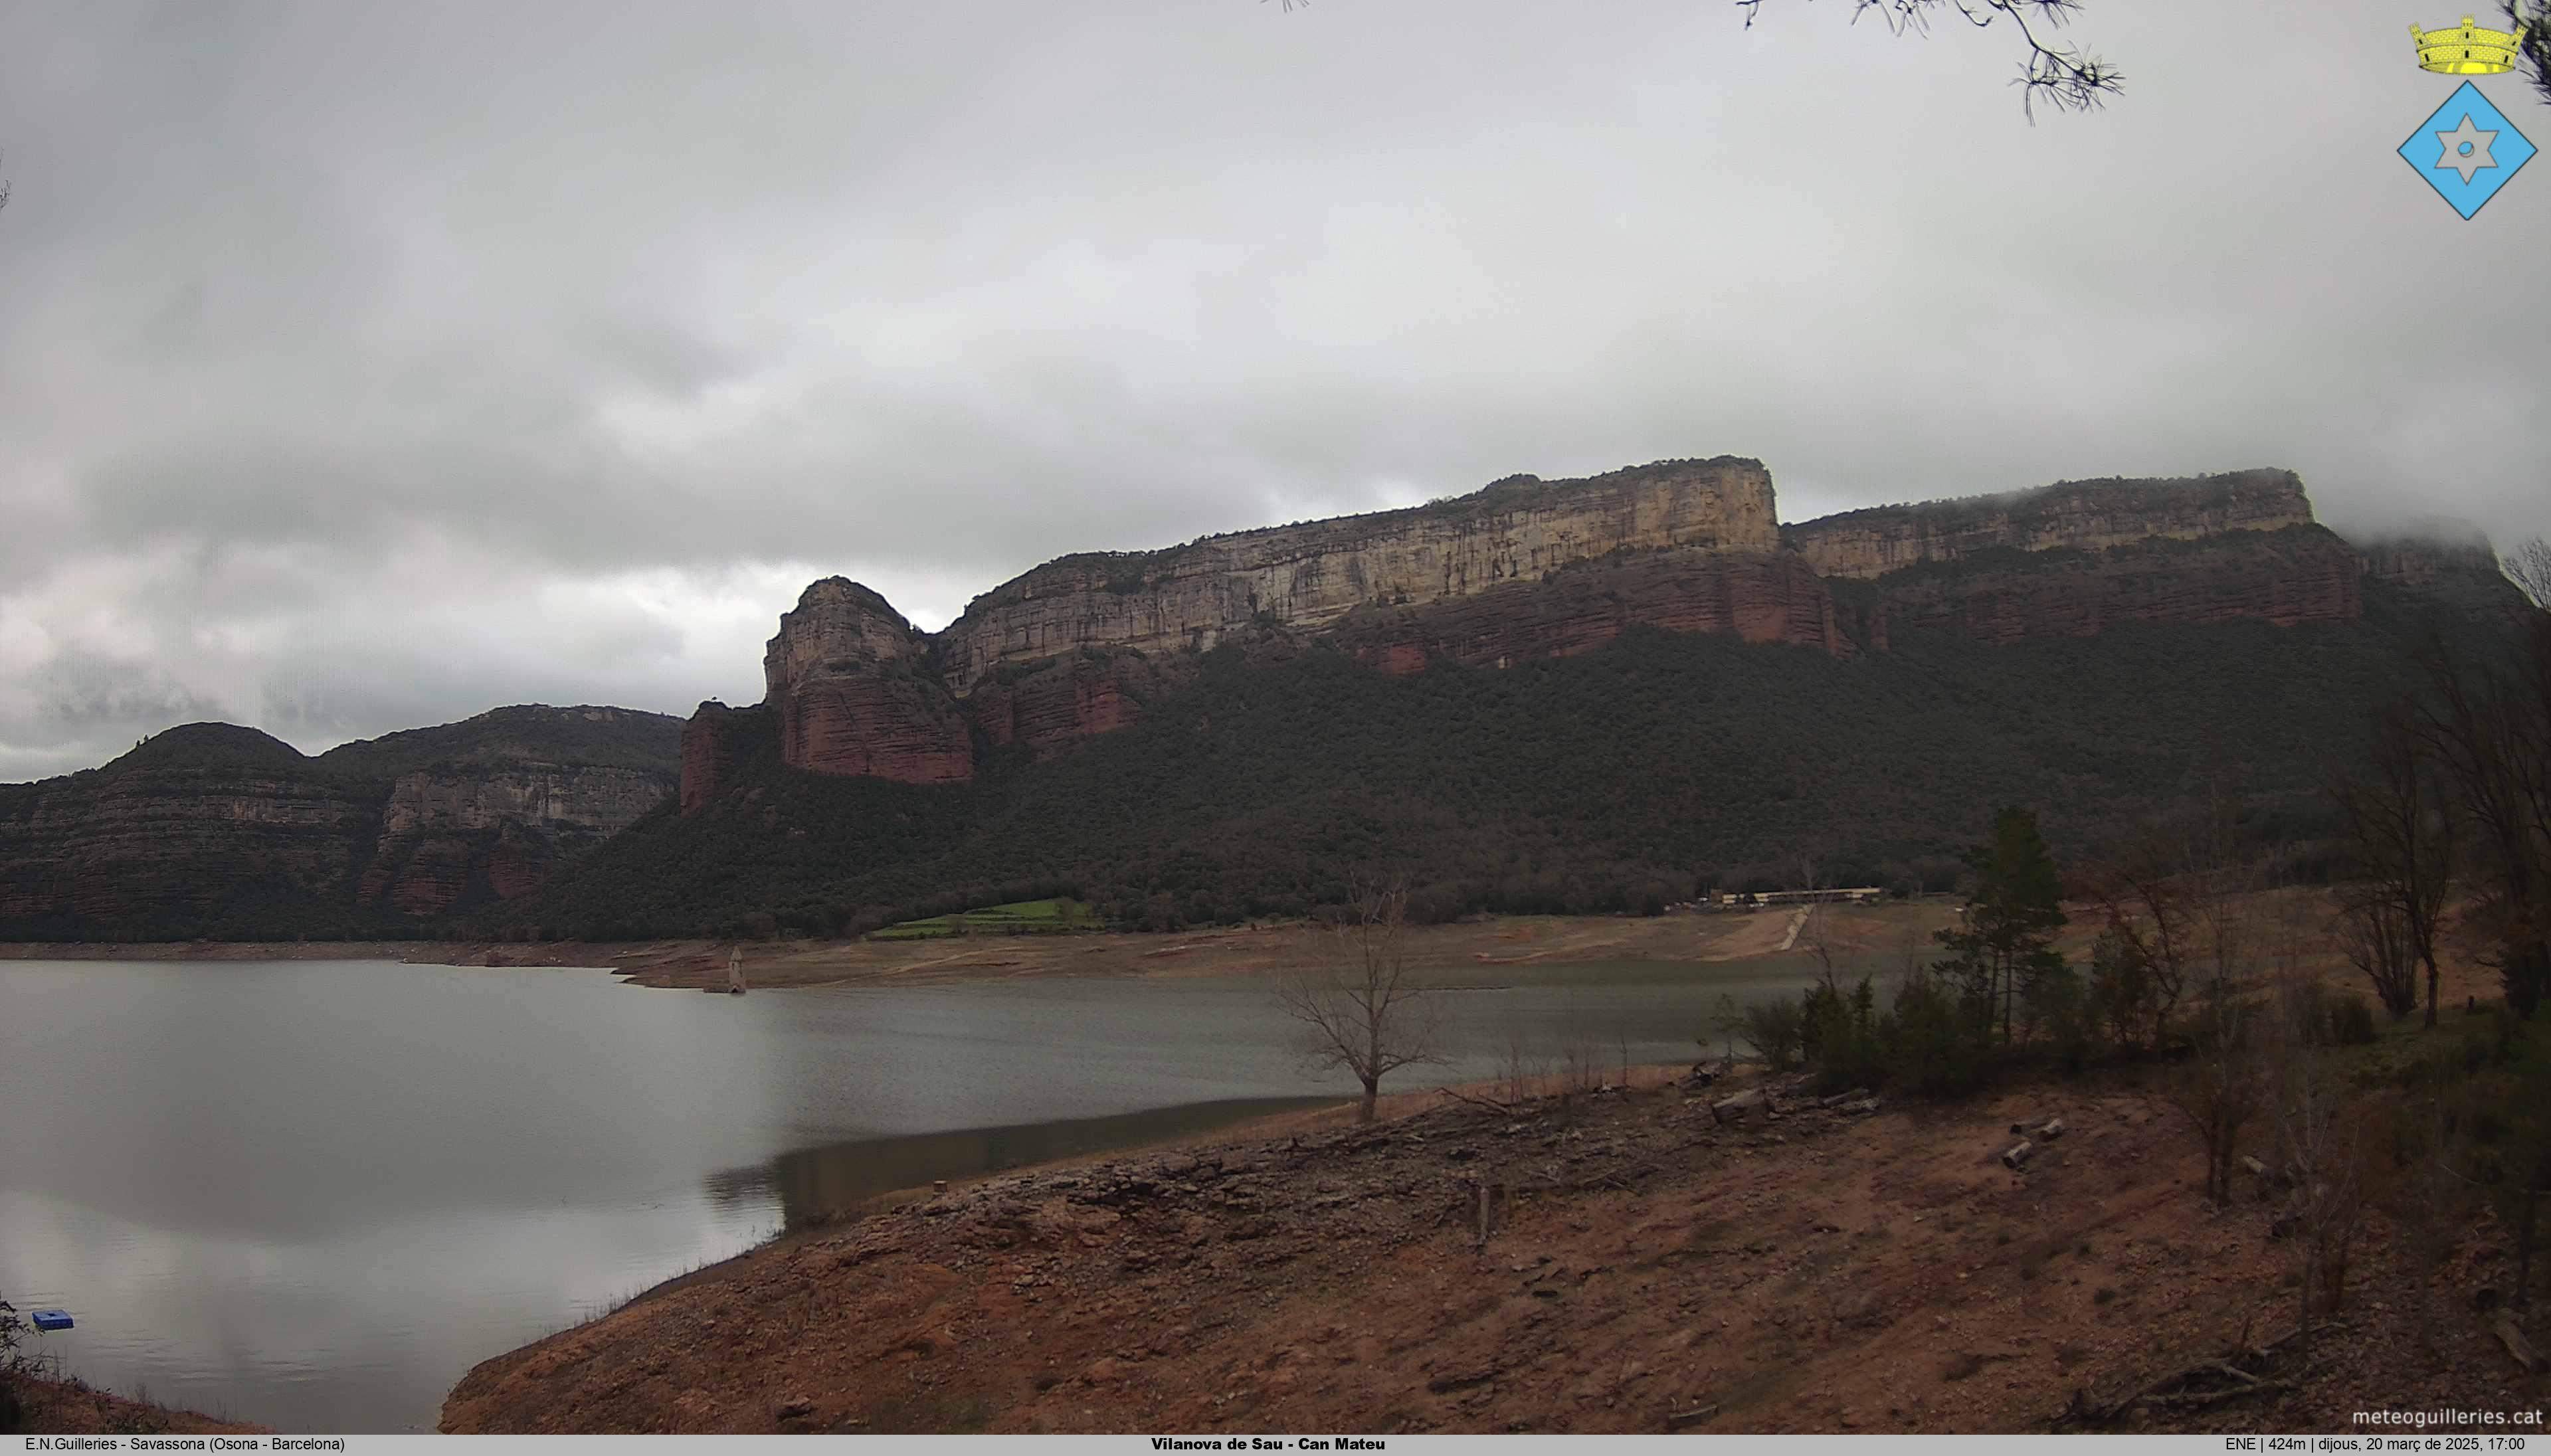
(3, 1372), (268, 1435)
(440, 1062), (2548, 1435)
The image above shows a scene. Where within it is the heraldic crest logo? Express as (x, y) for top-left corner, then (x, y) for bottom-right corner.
(2400, 15), (2536, 217)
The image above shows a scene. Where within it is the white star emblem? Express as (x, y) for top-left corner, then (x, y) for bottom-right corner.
(2433, 114), (2501, 183)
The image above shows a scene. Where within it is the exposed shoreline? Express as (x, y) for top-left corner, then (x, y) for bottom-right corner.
(437, 1053), (2537, 1436)
(0, 902), (1960, 990)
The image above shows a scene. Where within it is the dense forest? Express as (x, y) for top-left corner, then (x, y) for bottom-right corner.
(482, 577), (2510, 943)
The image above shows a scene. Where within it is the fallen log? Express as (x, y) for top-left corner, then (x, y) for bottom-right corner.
(2493, 1313), (2546, 1374)
(2000, 1139), (2034, 1170)
(2033, 1118), (2065, 1140)
(2241, 1155), (2269, 1178)
(1665, 1404), (1719, 1430)
(2146, 1382), (2291, 1409)
(1843, 1097), (1882, 1115)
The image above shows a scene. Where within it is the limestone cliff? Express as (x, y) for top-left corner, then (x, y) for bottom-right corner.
(357, 761), (675, 916)
(0, 726), (385, 927)
(936, 456), (1780, 694)
(684, 457), (2501, 810)
(1786, 470), (2363, 650)
(1329, 548), (1845, 671)
(692, 457), (1809, 804)
(1784, 470), (2316, 581)
(0, 707), (683, 937)
(1831, 527), (2366, 650)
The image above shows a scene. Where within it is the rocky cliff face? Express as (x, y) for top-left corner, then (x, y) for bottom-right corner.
(681, 702), (775, 814)
(1784, 470), (2315, 581)
(1835, 526), (2366, 649)
(937, 456), (1780, 694)
(0, 726), (385, 927)
(1329, 548), (1846, 670)
(2350, 523), (2536, 622)
(764, 579), (974, 784)
(685, 457), (2502, 810)
(969, 651), (1169, 759)
(688, 457), (1806, 806)
(357, 762), (676, 916)
(0, 708), (684, 937)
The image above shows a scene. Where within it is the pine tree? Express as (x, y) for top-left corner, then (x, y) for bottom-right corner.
(1933, 806), (2070, 1047)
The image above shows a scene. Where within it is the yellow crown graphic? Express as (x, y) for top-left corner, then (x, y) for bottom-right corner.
(2411, 14), (2525, 74)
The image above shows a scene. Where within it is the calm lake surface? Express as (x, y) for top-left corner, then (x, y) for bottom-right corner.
(0, 953), (1829, 1431)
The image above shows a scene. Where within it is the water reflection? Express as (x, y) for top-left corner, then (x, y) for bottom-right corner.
(0, 953), (1832, 1432)
(706, 1097), (1341, 1229)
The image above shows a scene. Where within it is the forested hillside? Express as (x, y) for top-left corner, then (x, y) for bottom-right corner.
(488, 579), (2502, 942)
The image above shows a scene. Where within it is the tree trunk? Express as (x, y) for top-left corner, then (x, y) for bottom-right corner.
(2520, 1186), (2540, 1312)
(2299, 1243), (2316, 1362)
(1359, 1077), (1378, 1125)
(2425, 953), (2441, 1029)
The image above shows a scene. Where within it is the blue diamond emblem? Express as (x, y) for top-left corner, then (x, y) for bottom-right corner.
(2400, 80), (2535, 219)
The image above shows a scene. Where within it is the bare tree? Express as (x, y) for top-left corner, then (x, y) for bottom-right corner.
(2266, 974), (2367, 1359)
(2330, 699), (2458, 1025)
(2411, 622), (2551, 1015)
(2336, 890), (2419, 1022)
(1267, 1), (2124, 116)
(1737, 0), (2122, 116)
(2164, 985), (2267, 1206)
(2508, 3), (2551, 112)
(2079, 828), (2198, 1053)
(1496, 1017), (1543, 1105)
(1276, 877), (1443, 1123)
(2184, 802), (2267, 999)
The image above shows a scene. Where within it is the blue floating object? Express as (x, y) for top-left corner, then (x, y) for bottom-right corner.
(31, 1309), (73, 1332)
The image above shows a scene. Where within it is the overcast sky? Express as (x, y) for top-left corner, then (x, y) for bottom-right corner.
(2, 0), (2544, 781)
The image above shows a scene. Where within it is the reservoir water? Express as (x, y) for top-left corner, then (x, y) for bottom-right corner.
(0, 953), (1828, 1431)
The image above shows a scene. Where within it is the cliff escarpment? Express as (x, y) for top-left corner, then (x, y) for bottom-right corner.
(0, 706), (683, 939)
(937, 456), (1782, 693)
(685, 457), (1817, 797)
(2346, 521), (2536, 624)
(1782, 469), (2317, 580)
(683, 460), (2412, 812)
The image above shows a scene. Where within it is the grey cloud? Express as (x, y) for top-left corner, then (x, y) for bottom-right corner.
(19, 650), (225, 749)
(1, 0), (2546, 785)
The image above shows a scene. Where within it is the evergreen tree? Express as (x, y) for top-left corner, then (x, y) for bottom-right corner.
(1933, 805), (2070, 1046)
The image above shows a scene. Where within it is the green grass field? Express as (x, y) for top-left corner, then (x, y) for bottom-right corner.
(868, 897), (1103, 941)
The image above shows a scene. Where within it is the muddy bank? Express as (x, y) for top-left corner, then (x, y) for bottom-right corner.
(438, 1061), (2545, 1435)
